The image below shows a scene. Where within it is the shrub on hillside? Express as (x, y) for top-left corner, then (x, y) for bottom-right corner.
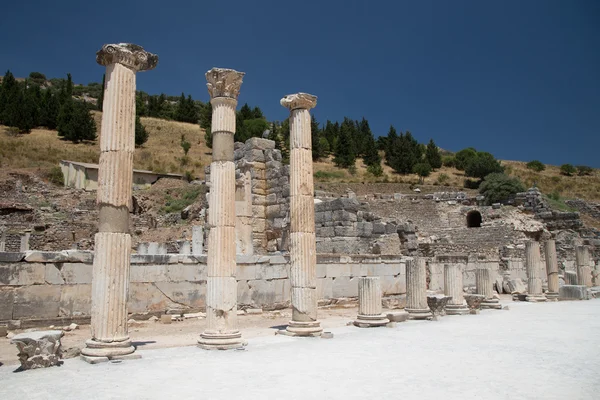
(454, 148), (477, 170)
(46, 166), (64, 186)
(135, 116), (149, 147)
(526, 160), (545, 172)
(576, 165), (593, 176)
(413, 162), (432, 183)
(367, 163), (383, 177)
(442, 155), (455, 168)
(464, 152), (504, 180)
(560, 164), (576, 176)
(478, 173), (525, 205)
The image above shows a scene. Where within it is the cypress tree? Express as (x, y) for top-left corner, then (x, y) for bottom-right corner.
(425, 139), (442, 169)
(97, 74), (105, 111)
(333, 118), (356, 169)
(363, 131), (381, 168)
(135, 115), (149, 147)
(310, 115), (323, 161)
(0, 70), (18, 126)
(384, 125), (398, 168)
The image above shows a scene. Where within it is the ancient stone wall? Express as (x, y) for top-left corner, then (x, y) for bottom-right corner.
(0, 251), (406, 327)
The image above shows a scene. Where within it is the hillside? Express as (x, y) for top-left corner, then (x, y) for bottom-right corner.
(1, 113), (599, 202)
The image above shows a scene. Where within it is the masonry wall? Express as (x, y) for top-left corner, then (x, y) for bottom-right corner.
(0, 251), (406, 327)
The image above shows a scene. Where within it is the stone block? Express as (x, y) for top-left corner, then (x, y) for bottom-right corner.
(130, 254), (178, 264)
(130, 264), (168, 283)
(332, 276), (358, 298)
(237, 280), (252, 305)
(333, 210), (357, 222)
(13, 286), (61, 319)
(44, 264), (64, 284)
(237, 264), (257, 281)
(380, 275), (405, 295)
(60, 263), (93, 284)
(559, 285), (590, 300)
(334, 226), (358, 237)
(386, 310), (409, 322)
(325, 264), (353, 278)
(317, 227), (335, 237)
(372, 223), (386, 234)
(256, 263), (289, 280)
(317, 277), (333, 299)
(59, 284), (92, 317)
(0, 252), (25, 262)
(0, 263), (45, 285)
(10, 330), (64, 370)
(245, 137), (276, 151)
(316, 263), (327, 278)
(0, 289), (15, 320)
(330, 197), (360, 212)
(385, 223), (397, 234)
(315, 211), (333, 224)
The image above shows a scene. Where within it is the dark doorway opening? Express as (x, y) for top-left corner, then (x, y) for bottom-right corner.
(467, 210), (482, 228)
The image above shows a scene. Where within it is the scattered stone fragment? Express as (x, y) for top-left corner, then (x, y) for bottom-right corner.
(160, 315), (172, 324)
(63, 346), (81, 359)
(183, 312), (205, 319)
(68, 323), (79, 331)
(10, 330), (64, 370)
(321, 332), (334, 339)
(386, 311), (410, 323)
(245, 308), (263, 315)
(149, 316), (159, 322)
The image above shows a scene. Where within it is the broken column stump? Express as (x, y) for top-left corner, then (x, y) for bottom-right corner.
(354, 277), (389, 327)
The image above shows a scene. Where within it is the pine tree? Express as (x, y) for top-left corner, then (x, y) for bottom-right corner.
(200, 101), (213, 148)
(311, 115), (323, 161)
(252, 106), (264, 119)
(239, 103), (253, 120)
(97, 74), (105, 111)
(175, 93), (187, 122)
(0, 70), (18, 126)
(425, 139), (442, 169)
(135, 115), (149, 147)
(58, 98), (96, 143)
(333, 118), (356, 169)
(384, 125), (398, 168)
(363, 130), (381, 168)
(136, 92), (147, 116)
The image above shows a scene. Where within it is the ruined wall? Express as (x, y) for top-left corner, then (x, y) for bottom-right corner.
(0, 251), (406, 327)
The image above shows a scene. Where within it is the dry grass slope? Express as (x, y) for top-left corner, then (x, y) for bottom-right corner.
(1, 114), (598, 201)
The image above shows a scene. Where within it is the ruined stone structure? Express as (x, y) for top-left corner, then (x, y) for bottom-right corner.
(544, 240), (559, 301)
(575, 245), (593, 287)
(354, 277), (389, 327)
(405, 258), (431, 319)
(280, 93), (322, 337)
(199, 68), (247, 350)
(475, 268), (501, 309)
(525, 240), (546, 302)
(443, 264), (469, 315)
(82, 43), (158, 362)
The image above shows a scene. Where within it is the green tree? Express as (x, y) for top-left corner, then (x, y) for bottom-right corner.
(560, 164), (576, 176)
(40, 89), (59, 129)
(383, 125), (398, 167)
(252, 106), (264, 119)
(333, 117), (356, 169)
(363, 130), (381, 168)
(0, 70), (18, 126)
(239, 103), (253, 120)
(136, 92), (147, 116)
(57, 99), (97, 143)
(526, 160), (545, 172)
(311, 115), (323, 161)
(413, 162), (432, 183)
(425, 139), (442, 169)
(454, 147), (477, 171)
(97, 74), (105, 111)
(28, 72), (46, 86)
(199, 101), (213, 148)
(135, 115), (149, 147)
(479, 173), (525, 205)
(464, 151), (504, 180)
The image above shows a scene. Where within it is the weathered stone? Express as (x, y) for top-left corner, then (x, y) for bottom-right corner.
(559, 285), (590, 300)
(444, 264), (469, 315)
(11, 330), (64, 370)
(405, 258), (431, 319)
(386, 310), (409, 322)
(525, 241), (546, 302)
(427, 295), (451, 321)
(354, 277), (389, 327)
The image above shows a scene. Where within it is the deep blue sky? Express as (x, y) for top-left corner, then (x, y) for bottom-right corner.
(1, 1), (599, 166)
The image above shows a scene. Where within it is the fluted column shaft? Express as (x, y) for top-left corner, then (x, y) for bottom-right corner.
(475, 268), (493, 299)
(354, 277), (389, 327)
(358, 277), (382, 316)
(525, 241), (546, 302)
(199, 68), (246, 349)
(544, 240), (559, 300)
(280, 93), (322, 336)
(444, 264), (469, 315)
(405, 258), (431, 319)
(83, 43), (158, 360)
(576, 246), (592, 287)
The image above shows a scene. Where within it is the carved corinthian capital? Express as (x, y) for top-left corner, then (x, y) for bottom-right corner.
(206, 68), (245, 100)
(280, 92), (317, 111)
(96, 43), (158, 72)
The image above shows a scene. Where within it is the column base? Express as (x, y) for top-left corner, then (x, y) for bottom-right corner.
(445, 305), (470, 315)
(545, 292), (559, 301)
(198, 330), (247, 350)
(80, 338), (136, 359)
(525, 294), (547, 302)
(278, 320), (323, 337)
(353, 314), (390, 328)
(481, 300), (503, 310)
(405, 307), (432, 320)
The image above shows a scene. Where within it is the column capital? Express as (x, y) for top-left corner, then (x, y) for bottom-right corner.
(280, 92), (317, 111)
(96, 43), (158, 72)
(206, 68), (245, 100)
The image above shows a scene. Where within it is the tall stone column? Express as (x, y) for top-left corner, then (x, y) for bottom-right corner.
(525, 240), (547, 302)
(544, 240), (559, 301)
(576, 245), (593, 287)
(405, 258), (432, 319)
(198, 68), (247, 350)
(354, 277), (389, 327)
(444, 264), (469, 315)
(81, 44), (158, 362)
(476, 268), (502, 309)
(279, 93), (322, 336)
